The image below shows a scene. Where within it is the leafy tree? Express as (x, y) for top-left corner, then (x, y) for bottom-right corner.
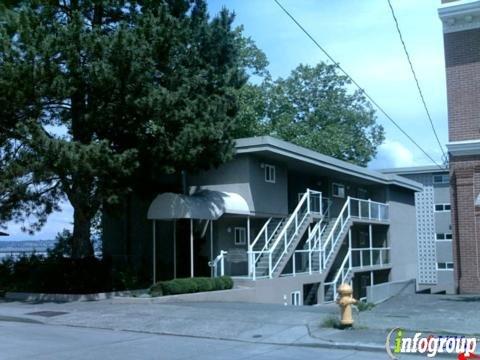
(0, 0), (266, 257)
(239, 63), (384, 166)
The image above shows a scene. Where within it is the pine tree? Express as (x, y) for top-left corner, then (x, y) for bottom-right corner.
(0, 0), (266, 257)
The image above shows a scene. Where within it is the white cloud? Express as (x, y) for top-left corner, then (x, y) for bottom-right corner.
(368, 140), (415, 169)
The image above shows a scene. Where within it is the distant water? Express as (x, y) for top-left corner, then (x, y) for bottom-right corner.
(0, 240), (56, 260)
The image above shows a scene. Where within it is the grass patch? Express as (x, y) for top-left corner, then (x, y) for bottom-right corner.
(355, 301), (375, 312)
(321, 315), (341, 329)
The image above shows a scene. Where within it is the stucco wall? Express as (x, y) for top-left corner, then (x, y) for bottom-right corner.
(248, 156), (288, 216)
(387, 186), (418, 283)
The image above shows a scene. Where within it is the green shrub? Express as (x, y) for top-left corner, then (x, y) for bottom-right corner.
(219, 276), (233, 289)
(0, 254), (119, 294)
(150, 276), (233, 297)
(195, 277), (214, 292)
(321, 315), (340, 328)
(355, 301), (375, 312)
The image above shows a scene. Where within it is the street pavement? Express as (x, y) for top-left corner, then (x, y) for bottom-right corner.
(0, 293), (478, 358)
(0, 321), (420, 360)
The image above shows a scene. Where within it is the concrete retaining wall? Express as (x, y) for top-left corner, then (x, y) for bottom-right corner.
(366, 278), (416, 304)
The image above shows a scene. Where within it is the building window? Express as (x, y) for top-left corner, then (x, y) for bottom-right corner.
(234, 227), (246, 245)
(434, 203), (451, 212)
(291, 291), (301, 306)
(332, 183), (345, 198)
(264, 164), (276, 183)
(437, 262), (454, 271)
(433, 174), (449, 184)
(436, 233), (452, 241)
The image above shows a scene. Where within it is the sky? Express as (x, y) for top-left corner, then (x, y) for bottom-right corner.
(3, 0), (448, 241)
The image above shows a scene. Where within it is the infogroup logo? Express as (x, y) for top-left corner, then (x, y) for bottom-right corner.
(385, 328), (478, 359)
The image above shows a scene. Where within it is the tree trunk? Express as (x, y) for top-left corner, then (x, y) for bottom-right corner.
(72, 206), (94, 258)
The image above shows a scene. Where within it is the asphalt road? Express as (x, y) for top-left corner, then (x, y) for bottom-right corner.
(0, 320), (412, 360)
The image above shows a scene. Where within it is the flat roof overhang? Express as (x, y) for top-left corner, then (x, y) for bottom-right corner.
(235, 136), (423, 192)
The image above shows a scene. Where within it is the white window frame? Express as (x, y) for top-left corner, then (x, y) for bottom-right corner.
(291, 291), (302, 306)
(437, 262), (454, 271)
(434, 203), (451, 212)
(234, 227), (246, 245)
(433, 174), (449, 184)
(332, 183), (345, 198)
(264, 164), (276, 183)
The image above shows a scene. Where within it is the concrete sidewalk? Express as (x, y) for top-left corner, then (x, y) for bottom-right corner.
(0, 293), (478, 354)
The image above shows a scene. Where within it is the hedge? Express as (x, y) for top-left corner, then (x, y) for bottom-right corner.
(150, 276), (233, 297)
(0, 253), (150, 294)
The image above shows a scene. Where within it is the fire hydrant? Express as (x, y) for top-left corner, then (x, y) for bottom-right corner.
(336, 283), (357, 328)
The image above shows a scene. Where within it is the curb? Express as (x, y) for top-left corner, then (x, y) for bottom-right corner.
(4, 290), (147, 302)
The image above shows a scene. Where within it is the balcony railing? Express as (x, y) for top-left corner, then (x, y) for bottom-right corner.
(349, 198), (389, 222)
(351, 247), (390, 269)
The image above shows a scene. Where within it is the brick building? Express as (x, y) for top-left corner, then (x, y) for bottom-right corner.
(439, 0), (480, 293)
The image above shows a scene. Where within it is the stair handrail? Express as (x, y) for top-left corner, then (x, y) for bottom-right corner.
(208, 250), (228, 277)
(321, 196), (351, 268)
(251, 219), (284, 267)
(324, 251), (352, 302)
(249, 218), (272, 252)
(268, 189), (323, 276)
(268, 190), (310, 255)
(304, 219), (322, 249)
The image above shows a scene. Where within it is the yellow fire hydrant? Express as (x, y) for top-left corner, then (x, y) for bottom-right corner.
(336, 283), (357, 328)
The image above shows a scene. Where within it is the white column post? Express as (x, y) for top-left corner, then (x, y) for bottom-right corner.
(247, 217), (251, 246)
(292, 252), (296, 277)
(247, 216), (251, 277)
(190, 219), (194, 278)
(220, 251), (225, 276)
(210, 220), (213, 278)
(152, 220), (156, 285)
(368, 198), (372, 219)
(308, 230), (312, 275)
(269, 253), (272, 278)
(369, 224), (373, 267)
(348, 229), (352, 270)
(370, 271), (374, 287)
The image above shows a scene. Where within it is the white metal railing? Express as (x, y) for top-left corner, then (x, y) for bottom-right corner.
(209, 250), (228, 277)
(349, 197), (389, 222)
(269, 189), (322, 277)
(351, 247), (390, 269)
(323, 252), (352, 303)
(248, 189), (323, 279)
(246, 195), (389, 281)
(248, 217), (285, 275)
(321, 197), (389, 274)
(321, 198), (351, 270)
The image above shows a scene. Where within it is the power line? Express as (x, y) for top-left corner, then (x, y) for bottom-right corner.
(272, 0), (445, 170)
(386, 0), (447, 163)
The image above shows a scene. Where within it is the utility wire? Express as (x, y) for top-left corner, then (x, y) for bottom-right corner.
(273, 0), (445, 170)
(387, 0), (447, 163)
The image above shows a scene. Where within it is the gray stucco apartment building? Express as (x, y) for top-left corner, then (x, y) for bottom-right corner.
(381, 166), (455, 294)
(103, 136), (422, 305)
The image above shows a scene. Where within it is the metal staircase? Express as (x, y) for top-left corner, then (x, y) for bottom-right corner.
(323, 252), (353, 302)
(236, 195), (390, 305)
(249, 189), (323, 279)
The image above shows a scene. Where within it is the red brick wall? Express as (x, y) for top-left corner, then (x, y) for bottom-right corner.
(445, 24), (480, 293)
(444, 29), (480, 142)
(450, 157), (480, 293)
